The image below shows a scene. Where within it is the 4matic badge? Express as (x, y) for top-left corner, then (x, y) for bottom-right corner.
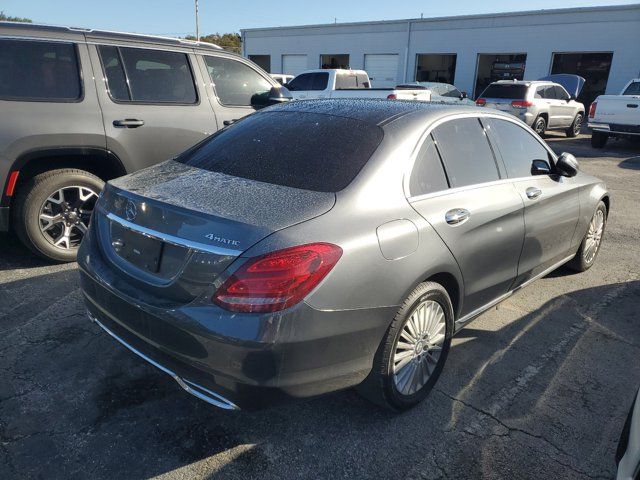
(204, 233), (240, 247)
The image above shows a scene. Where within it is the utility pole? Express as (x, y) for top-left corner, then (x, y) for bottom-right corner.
(195, 0), (200, 42)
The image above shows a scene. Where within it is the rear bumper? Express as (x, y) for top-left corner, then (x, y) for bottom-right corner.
(588, 122), (640, 136)
(78, 229), (394, 410)
(0, 206), (8, 232)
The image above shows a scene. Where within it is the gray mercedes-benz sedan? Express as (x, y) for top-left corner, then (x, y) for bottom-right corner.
(79, 99), (609, 411)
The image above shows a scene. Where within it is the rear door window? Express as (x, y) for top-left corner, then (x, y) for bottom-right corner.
(409, 135), (449, 196)
(177, 111), (384, 192)
(431, 118), (500, 188)
(204, 56), (272, 106)
(0, 39), (82, 101)
(485, 118), (551, 178)
(480, 84), (527, 99)
(98, 46), (197, 104)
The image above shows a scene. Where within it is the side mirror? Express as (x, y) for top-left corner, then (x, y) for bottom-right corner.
(555, 152), (579, 177)
(531, 159), (551, 176)
(460, 91), (468, 99)
(250, 86), (293, 109)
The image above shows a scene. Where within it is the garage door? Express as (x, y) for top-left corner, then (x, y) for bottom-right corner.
(282, 55), (308, 76)
(365, 54), (399, 88)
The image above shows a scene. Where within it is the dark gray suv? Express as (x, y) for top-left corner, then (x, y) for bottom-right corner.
(0, 22), (283, 261)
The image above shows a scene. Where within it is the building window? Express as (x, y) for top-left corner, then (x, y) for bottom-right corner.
(415, 54), (457, 84)
(248, 55), (270, 73)
(474, 53), (527, 98)
(551, 52), (613, 107)
(320, 54), (349, 69)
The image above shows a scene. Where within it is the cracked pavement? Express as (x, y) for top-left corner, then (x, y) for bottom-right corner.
(1, 134), (639, 479)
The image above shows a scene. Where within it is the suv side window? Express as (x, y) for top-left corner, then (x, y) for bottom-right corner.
(0, 39), (82, 101)
(204, 56), (272, 106)
(485, 118), (551, 178)
(431, 118), (500, 188)
(409, 135), (449, 197)
(98, 46), (197, 104)
(554, 85), (570, 101)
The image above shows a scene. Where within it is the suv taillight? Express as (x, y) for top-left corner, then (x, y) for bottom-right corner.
(213, 243), (343, 313)
(511, 100), (534, 108)
(589, 101), (598, 118)
(476, 98), (486, 106)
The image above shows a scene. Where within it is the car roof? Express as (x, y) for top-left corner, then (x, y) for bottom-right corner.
(493, 80), (555, 87)
(265, 98), (500, 126)
(0, 21), (224, 53)
(297, 69), (367, 75)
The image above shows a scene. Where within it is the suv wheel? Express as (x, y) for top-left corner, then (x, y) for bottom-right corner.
(566, 113), (583, 138)
(13, 169), (103, 262)
(357, 281), (453, 411)
(533, 116), (547, 137)
(591, 131), (608, 149)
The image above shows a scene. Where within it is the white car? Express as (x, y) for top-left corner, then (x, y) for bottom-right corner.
(588, 78), (640, 148)
(270, 73), (294, 85)
(398, 82), (475, 105)
(285, 69), (431, 101)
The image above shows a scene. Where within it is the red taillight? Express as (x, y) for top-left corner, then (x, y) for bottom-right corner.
(213, 243), (343, 313)
(589, 101), (597, 118)
(475, 98), (486, 106)
(5, 171), (19, 197)
(387, 93), (397, 100)
(511, 100), (534, 108)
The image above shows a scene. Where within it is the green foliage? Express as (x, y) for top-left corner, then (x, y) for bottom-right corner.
(184, 32), (241, 54)
(0, 11), (33, 23)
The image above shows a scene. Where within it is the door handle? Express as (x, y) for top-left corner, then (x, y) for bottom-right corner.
(223, 119), (239, 126)
(526, 187), (542, 199)
(113, 119), (145, 128)
(445, 208), (470, 225)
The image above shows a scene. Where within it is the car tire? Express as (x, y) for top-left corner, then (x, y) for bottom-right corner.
(356, 281), (454, 411)
(565, 113), (583, 137)
(591, 131), (608, 149)
(12, 169), (103, 262)
(567, 201), (607, 272)
(533, 116), (547, 137)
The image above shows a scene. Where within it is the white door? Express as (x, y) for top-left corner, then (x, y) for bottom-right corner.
(365, 54), (399, 88)
(282, 55), (308, 76)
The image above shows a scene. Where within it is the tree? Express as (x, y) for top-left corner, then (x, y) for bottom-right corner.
(184, 33), (241, 54)
(0, 11), (32, 23)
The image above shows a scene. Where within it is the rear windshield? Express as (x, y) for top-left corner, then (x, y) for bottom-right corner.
(622, 81), (640, 96)
(176, 111), (384, 192)
(480, 84), (528, 99)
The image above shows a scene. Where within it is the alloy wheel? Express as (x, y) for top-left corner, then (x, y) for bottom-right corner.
(574, 115), (583, 135)
(38, 186), (99, 250)
(393, 300), (446, 396)
(584, 209), (604, 264)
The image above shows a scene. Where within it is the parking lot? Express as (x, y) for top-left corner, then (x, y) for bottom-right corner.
(0, 133), (638, 479)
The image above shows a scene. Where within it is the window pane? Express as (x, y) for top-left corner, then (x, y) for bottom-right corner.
(309, 73), (329, 90)
(409, 135), (449, 196)
(480, 84), (527, 99)
(0, 39), (81, 101)
(97, 45), (130, 101)
(623, 82), (640, 96)
(432, 118), (499, 187)
(336, 73), (357, 89)
(486, 118), (550, 178)
(119, 47), (197, 103)
(205, 56), (271, 106)
(554, 85), (570, 101)
(176, 111), (384, 192)
(286, 73), (310, 91)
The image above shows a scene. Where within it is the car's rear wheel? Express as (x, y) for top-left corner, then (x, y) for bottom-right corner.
(566, 113), (583, 137)
(591, 131), (608, 148)
(533, 116), (547, 137)
(357, 281), (453, 411)
(567, 201), (607, 272)
(13, 169), (103, 262)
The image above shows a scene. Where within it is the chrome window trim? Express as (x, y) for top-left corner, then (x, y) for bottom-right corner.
(106, 212), (242, 257)
(404, 111), (558, 200)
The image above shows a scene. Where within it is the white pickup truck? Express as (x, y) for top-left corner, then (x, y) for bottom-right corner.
(588, 79), (640, 148)
(284, 69), (432, 101)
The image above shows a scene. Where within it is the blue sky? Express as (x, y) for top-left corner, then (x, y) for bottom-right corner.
(2, 0), (630, 35)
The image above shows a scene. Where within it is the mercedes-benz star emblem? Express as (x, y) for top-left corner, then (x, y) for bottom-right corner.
(125, 200), (137, 221)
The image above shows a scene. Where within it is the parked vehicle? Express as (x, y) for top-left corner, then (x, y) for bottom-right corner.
(617, 387), (640, 480)
(476, 75), (586, 137)
(284, 69), (431, 101)
(490, 59), (526, 82)
(79, 99), (609, 411)
(270, 73), (294, 85)
(0, 22), (288, 261)
(588, 79), (640, 148)
(397, 82), (474, 105)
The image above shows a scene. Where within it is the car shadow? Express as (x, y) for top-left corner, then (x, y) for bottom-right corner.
(1, 268), (639, 479)
(0, 232), (58, 271)
(619, 156), (640, 170)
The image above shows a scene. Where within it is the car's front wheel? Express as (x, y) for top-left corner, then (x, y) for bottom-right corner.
(357, 281), (453, 411)
(566, 113), (583, 137)
(13, 168), (103, 262)
(567, 201), (607, 272)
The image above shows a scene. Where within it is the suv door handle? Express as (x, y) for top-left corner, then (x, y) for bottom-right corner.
(223, 119), (239, 126)
(445, 208), (470, 225)
(526, 187), (542, 199)
(113, 119), (145, 128)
